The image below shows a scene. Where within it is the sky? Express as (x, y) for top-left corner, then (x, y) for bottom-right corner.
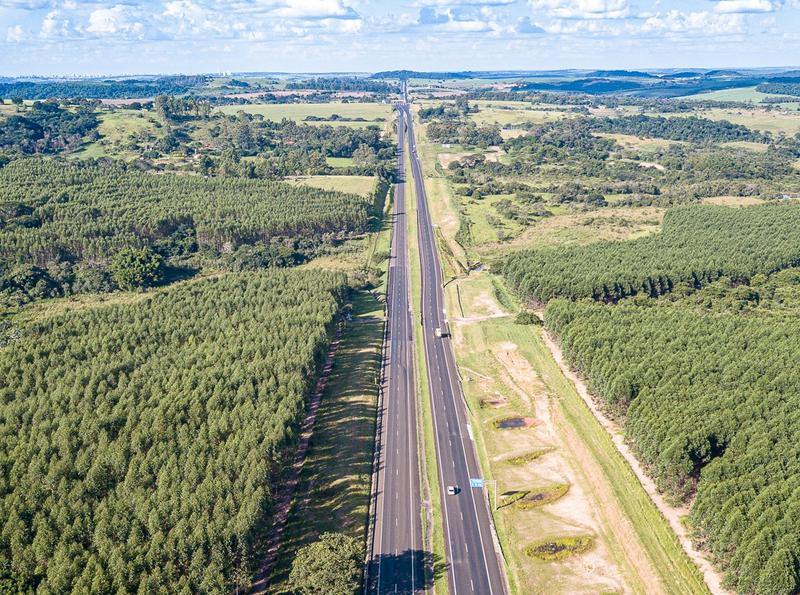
(2, 0), (800, 76)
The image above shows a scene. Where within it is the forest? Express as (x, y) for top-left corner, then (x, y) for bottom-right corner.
(500, 204), (800, 302)
(590, 114), (763, 143)
(544, 297), (800, 594)
(0, 270), (348, 592)
(0, 76), (207, 100)
(426, 119), (502, 147)
(286, 77), (400, 93)
(0, 102), (99, 154)
(0, 159), (373, 304)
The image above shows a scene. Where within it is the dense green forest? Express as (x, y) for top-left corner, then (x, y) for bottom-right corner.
(0, 102), (99, 154)
(544, 297), (800, 594)
(501, 204), (800, 302)
(0, 76), (207, 100)
(756, 82), (800, 96)
(426, 119), (502, 147)
(286, 77), (399, 93)
(0, 159), (372, 304)
(0, 270), (346, 592)
(590, 114), (763, 143)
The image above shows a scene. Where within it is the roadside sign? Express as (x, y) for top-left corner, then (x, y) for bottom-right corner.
(470, 478), (485, 488)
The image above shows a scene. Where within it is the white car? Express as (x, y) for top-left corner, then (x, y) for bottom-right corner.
(447, 486), (460, 496)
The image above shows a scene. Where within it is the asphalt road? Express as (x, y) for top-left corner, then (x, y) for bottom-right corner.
(367, 107), (426, 595)
(399, 101), (508, 595)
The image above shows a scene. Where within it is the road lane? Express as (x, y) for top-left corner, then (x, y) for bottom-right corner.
(367, 107), (425, 595)
(399, 101), (507, 595)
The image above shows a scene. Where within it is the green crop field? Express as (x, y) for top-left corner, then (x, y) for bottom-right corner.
(286, 174), (376, 196)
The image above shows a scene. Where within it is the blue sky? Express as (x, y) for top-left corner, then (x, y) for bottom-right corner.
(2, 0), (800, 75)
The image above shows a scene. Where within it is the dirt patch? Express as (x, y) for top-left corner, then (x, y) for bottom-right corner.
(526, 536), (594, 561)
(542, 330), (729, 595)
(516, 483), (570, 509)
(480, 396), (508, 408)
(494, 416), (538, 429)
(638, 161), (665, 171)
(702, 195), (764, 207)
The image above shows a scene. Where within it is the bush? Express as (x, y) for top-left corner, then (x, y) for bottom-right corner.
(289, 533), (363, 595)
(514, 310), (542, 325)
(109, 246), (165, 290)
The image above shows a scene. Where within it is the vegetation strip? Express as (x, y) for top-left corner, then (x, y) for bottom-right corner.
(251, 324), (344, 593)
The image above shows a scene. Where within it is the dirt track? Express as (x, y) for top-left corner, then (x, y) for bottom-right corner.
(541, 331), (729, 595)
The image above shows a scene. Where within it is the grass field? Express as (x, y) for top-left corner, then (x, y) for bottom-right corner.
(596, 132), (682, 151)
(659, 107), (800, 135)
(286, 174), (376, 196)
(441, 273), (710, 594)
(74, 109), (160, 160)
(326, 156), (355, 167)
(470, 105), (569, 127)
(270, 290), (385, 593)
(217, 102), (392, 125)
(680, 86), (770, 103)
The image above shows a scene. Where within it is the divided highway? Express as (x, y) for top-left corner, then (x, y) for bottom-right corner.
(399, 102), (507, 595)
(367, 108), (425, 594)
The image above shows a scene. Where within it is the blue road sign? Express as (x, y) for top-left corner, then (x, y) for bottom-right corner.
(470, 478), (485, 488)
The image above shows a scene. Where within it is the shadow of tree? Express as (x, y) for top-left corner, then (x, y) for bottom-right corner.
(268, 293), (386, 592)
(367, 549), (445, 594)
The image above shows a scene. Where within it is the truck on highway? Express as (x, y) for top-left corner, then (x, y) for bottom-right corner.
(434, 327), (449, 338)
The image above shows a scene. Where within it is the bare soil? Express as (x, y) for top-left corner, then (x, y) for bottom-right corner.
(542, 331), (729, 595)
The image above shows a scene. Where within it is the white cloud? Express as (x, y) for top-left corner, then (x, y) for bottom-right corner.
(40, 9), (71, 37)
(270, 0), (359, 19)
(514, 16), (545, 33)
(86, 5), (144, 36)
(642, 10), (744, 34)
(414, 0), (515, 5)
(529, 0), (630, 19)
(714, 0), (779, 13)
(0, 0), (53, 8)
(6, 24), (25, 42)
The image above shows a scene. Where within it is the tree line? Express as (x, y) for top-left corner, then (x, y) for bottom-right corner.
(544, 297), (800, 594)
(0, 76), (207, 100)
(501, 204), (800, 303)
(0, 270), (347, 592)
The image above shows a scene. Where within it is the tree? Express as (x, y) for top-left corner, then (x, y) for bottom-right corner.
(109, 246), (165, 290)
(289, 533), (362, 595)
(352, 144), (378, 168)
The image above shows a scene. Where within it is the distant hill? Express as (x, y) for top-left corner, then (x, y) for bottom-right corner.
(515, 78), (645, 94)
(660, 71), (701, 79)
(704, 70), (742, 77)
(587, 70), (657, 79)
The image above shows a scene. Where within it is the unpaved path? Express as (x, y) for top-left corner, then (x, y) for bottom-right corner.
(495, 341), (662, 594)
(541, 331), (729, 595)
(250, 324), (343, 594)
